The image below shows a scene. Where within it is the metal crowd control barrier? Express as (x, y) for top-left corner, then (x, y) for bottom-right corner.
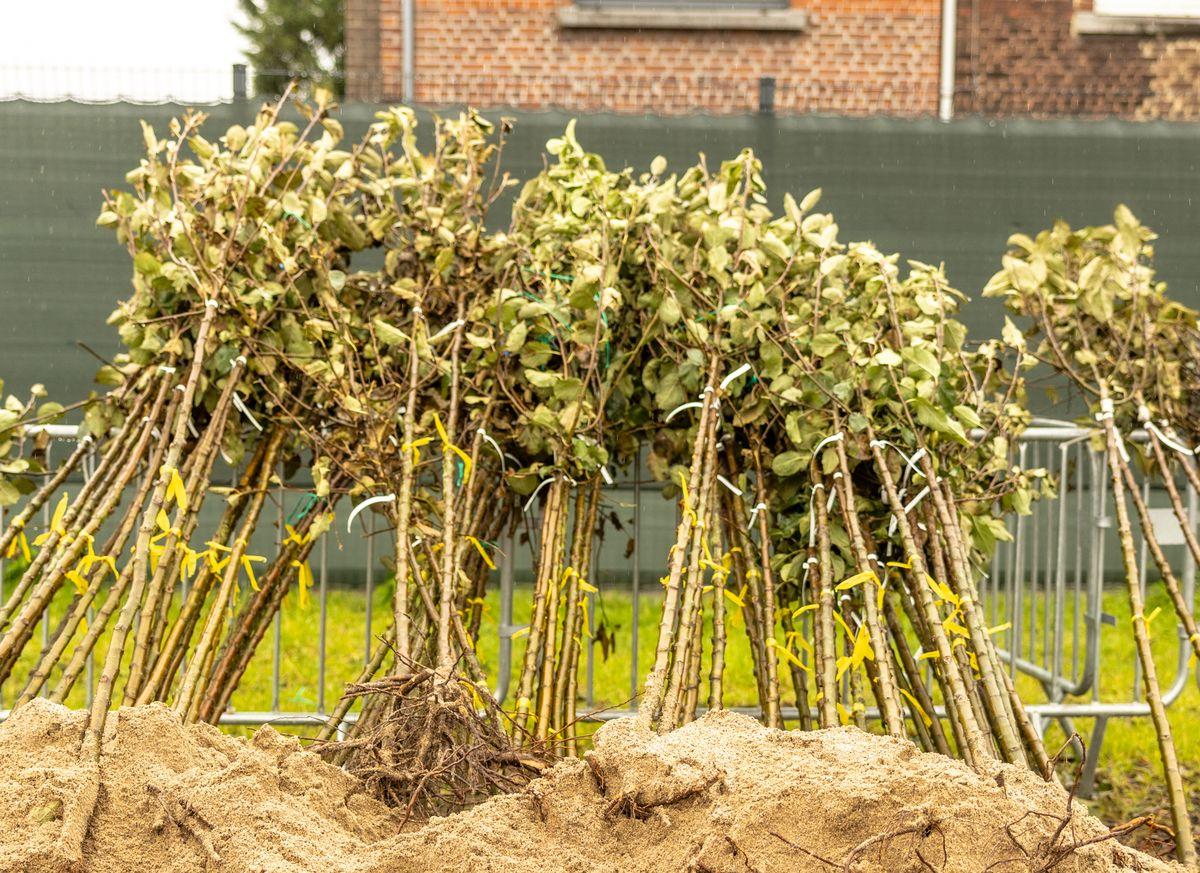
(1, 424), (1196, 785)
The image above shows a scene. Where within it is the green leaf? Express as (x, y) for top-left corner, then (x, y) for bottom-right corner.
(658, 296), (681, 326)
(901, 346), (941, 380)
(524, 369), (559, 389)
(373, 318), (406, 347)
(811, 333), (840, 357)
(133, 252), (161, 276)
(772, 451), (805, 478)
(953, 405), (982, 430)
(873, 348), (902, 367)
(505, 322), (528, 354)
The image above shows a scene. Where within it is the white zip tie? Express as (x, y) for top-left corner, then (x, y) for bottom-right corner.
(1115, 430), (1130, 464)
(151, 427), (161, 440)
(174, 384), (186, 392)
(826, 472), (841, 512)
(813, 431), (844, 455)
(1141, 411), (1194, 457)
(522, 477), (555, 513)
(477, 428), (505, 475)
(904, 485), (931, 515)
(388, 435), (399, 447)
(719, 363), (752, 392)
(808, 483), (825, 548)
(158, 365), (176, 374)
(888, 485), (931, 537)
(430, 319), (464, 342)
(347, 493), (396, 532)
(903, 447), (928, 484)
(716, 474), (742, 496)
(665, 401), (703, 423)
(1094, 400), (1128, 461)
(872, 438), (926, 482)
(748, 501), (767, 531)
(205, 299), (218, 309)
(186, 418), (199, 439)
(600, 466), (614, 486)
(232, 393), (263, 432)
(234, 355), (247, 367)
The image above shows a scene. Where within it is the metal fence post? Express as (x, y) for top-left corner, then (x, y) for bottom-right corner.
(232, 64), (248, 102)
(758, 76), (776, 116)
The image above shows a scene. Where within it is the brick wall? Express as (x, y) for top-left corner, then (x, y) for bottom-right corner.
(346, 0), (944, 116)
(955, 0), (1200, 120)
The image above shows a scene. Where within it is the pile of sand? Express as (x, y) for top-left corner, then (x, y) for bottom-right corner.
(0, 700), (1178, 872)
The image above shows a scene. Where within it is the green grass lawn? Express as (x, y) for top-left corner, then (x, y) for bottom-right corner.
(2, 571), (1196, 839)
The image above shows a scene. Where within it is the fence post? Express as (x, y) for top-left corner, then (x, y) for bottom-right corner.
(232, 64), (248, 102)
(758, 76), (776, 116)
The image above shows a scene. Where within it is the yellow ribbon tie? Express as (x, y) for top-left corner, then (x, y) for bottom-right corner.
(33, 493), (70, 547)
(161, 465), (189, 512)
(836, 569), (880, 592)
(433, 414), (473, 482)
(241, 554), (267, 590)
(465, 535), (497, 570)
(899, 689), (933, 728)
(290, 559), (314, 607)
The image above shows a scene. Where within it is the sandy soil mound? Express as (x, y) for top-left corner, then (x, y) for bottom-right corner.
(0, 700), (401, 872)
(0, 701), (1178, 872)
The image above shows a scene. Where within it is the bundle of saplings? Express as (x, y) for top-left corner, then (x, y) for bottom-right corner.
(5, 100), (1199, 866)
(985, 206), (1200, 866)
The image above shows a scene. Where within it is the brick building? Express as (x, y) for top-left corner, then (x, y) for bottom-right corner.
(957, 1), (1200, 120)
(345, 0), (1200, 118)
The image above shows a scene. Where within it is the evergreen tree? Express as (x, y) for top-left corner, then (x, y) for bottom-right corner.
(235, 0), (344, 97)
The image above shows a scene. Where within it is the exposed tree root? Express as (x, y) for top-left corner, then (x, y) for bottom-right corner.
(316, 661), (551, 823)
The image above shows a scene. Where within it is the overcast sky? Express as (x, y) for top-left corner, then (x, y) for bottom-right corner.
(1, 0), (249, 102)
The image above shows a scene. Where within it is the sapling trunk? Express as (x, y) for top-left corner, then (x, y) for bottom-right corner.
(48, 563), (135, 704)
(920, 460), (1027, 766)
(1120, 457), (1200, 665)
(0, 379), (174, 681)
(1098, 399), (1195, 868)
(716, 457), (769, 708)
(124, 364), (241, 702)
(640, 357), (720, 730)
(831, 432), (904, 737)
(660, 394), (721, 730)
(513, 477), (566, 732)
(315, 626), (398, 743)
(867, 429), (989, 768)
(811, 468), (838, 729)
(0, 434), (96, 563)
(749, 449), (782, 728)
(709, 520), (727, 712)
(135, 449), (264, 705)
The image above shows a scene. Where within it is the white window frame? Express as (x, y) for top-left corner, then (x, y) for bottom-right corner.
(1093, 0), (1200, 18)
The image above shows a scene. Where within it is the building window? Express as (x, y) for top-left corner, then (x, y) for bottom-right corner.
(573, 0), (789, 6)
(1093, 0), (1200, 17)
(557, 0), (806, 31)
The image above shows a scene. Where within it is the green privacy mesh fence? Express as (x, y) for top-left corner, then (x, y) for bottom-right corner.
(2, 99), (1200, 404)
